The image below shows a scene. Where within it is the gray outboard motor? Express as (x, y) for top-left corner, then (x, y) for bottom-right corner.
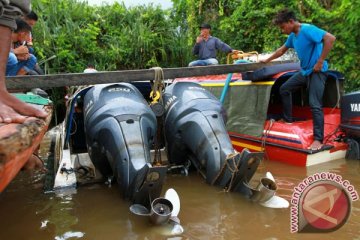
(163, 82), (261, 190)
(84, 83), (167, 206)
(341, 91), (360, 138)
(340, 91), (360, 160)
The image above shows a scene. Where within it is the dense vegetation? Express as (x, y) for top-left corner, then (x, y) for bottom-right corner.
(31, 0), (359, 91)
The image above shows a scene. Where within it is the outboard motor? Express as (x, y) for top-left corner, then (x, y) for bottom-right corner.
(84, 83), (167, 206)
(341, 91), (360, 138)
(163, 82), (261, 190)
(341, 91), (360, 160)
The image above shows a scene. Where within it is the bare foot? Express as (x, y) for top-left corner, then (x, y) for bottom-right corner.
(0, 90), (48, 123)
(278, 118), (292, 124)
(308, 140), (323, 151)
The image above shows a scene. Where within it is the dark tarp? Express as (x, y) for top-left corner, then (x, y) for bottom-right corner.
(204, 83), (272, 137)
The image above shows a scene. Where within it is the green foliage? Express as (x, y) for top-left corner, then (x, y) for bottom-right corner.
(31, 0), (189, 72)
(171, 0), (360, 92)
(31, 0), (359, 92)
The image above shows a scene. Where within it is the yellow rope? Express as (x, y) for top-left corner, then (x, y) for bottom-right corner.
(150, 67), (164, 104)
(150, 67), (165, 166)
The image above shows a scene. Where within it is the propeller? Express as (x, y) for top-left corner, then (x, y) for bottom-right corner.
(129, 188), (184, 235)
(244, 172), (289, 209)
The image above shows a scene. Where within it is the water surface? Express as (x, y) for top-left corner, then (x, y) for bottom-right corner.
(0, 158), (359, 240)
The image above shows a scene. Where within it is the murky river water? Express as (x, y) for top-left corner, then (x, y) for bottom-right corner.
(0, 156), (359, 239)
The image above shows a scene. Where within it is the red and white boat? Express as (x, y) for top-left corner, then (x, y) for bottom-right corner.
(175, 63), (359, 166)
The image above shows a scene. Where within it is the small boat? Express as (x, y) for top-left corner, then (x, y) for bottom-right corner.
(175, 63), (360, 166)
(0, 93), (52, 192)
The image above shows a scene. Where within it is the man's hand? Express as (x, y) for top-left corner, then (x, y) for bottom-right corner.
(260, 45), (288, 64)
(16, 53), (30, 61)
(13, 45), (29, 55)
(196, 36), (203, 43)
(313, 60), (324, 72)
(22, 154), (47, 174)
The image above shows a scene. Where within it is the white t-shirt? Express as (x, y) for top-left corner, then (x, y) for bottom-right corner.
(83, 68), (98, 73)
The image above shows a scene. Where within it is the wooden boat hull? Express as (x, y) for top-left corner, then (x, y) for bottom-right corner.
(0, 106), (52, 192)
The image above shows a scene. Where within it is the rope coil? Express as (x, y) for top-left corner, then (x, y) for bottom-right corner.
(150, 67), (165, 166)
(150, 67), (165, 104)
(211, 152), (241, 192)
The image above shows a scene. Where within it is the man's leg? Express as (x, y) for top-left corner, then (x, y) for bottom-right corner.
(189, 60), (207, 67)
(279, 72), (307, 122)
(308, 72), (327, 150)
(5, 52), (20, 76)
(204, 58), (219, 65)
(22, 54), (37, 73)
(16, 54), (37, 75)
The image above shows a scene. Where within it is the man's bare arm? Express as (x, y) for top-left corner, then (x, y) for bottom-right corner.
(261, 45), (288, 63)
(313, 32), (336, 72)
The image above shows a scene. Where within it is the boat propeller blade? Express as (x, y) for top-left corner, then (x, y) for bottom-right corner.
(130, 198), (173, 225)
(244, 172), (289, 209)
(164, 188), (180, 217)
(265, 171), (275, 181)
(164, 188), (184, 235)
(260, 195), (289, 209)
(129, 204), (150, 216)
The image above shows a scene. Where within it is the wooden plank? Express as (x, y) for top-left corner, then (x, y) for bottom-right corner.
(6, 61), (293, 90)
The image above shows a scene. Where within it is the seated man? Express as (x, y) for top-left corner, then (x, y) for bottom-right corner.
(83, 63), (98, 73)
(23, 10), (38, 54)
(22, 11), (45, 75)
(6, 18), (37, 76)
(189, 23), (233, 67)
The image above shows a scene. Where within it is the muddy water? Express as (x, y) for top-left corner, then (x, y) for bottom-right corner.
(0, 158), (359, 240)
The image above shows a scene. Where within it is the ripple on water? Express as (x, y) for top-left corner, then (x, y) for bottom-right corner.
(55, 231), (85, 240)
